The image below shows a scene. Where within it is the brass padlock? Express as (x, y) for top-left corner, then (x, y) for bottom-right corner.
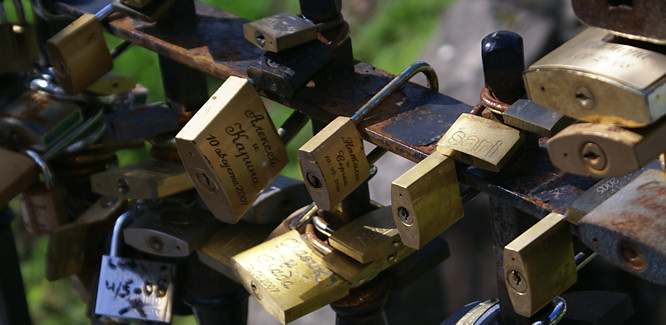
(547, 119), (666, 178)
(123, 200), (223, 257)
(46, 196), (127, 281)
(85, 73), (137, 96)
(0, 0), (39, 75)
(503, 212), (577, 317)
(243, 12), (343, 52)
(328, 205), (404, 263)
(524, 28), (666, 128)
(579, 169), (666, 285)
(322, 243), (414, 285)
(232, 229), (349, 324)
(436, 113), (524, 172)
(299, 62), (438, 210)
(0, 146), (39, 207)
(90, 159), (193, 200)
(391, 151), (463, 249)
(571, 0), (666, 45)
(176, 76), (288, 223)
(46, 6), (115, 95)
(501, 99), (574, 137)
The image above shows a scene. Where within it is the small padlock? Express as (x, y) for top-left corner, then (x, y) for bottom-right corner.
(322, 243), (413, 285)
(46, 5), (115, 95)
(391, 151), (463, 249)
(572, 0), (666, 45)
(501, 99), (574, 137)
(231, 229), (349, 324)
(176, 76), (288, 223)
(46, 196), (127, 281)
(123, 200), (223, 257)
(503, 212), (577, 317)
(0, 91), (84, 152)
(0, 0), (39, 75)
(547, 119), (666, 178)
(90, 159), (193, 200)
(437, 113), (524, 172)
(104, 102), (180, 142)
(85, 72), (137, 96)
(579, 168), (666, 285)
(94, 211), (175, 323)
(299, 62), (438, 210)
(524, 27), (666, 128)
(243, 12), (343, 53)
(0, 146), (39, 207)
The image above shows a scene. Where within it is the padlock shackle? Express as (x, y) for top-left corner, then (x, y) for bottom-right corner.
(0, 2), (7, 23)
(531, 296), (566, 325)
(12, 0), (25, 24)
(111, 210), (133, 256)
(350, 61), (438, 124)
(23, 150), (56, 190)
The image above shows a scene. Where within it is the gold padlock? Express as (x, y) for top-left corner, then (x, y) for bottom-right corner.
(391, 151), (463, 249)
(46, 6), (115, 95)
(437, 113), (524, 172)
(243, 12), (343, 52)
(299, 62), (438, 210)
(0, 147), (39, 207)
(524, 28), (666, 128)
(85, 73), (137, 96)
(579, 169), (666, 285)
(176, 76), (288, 223)
(503, 212), (577, 317)
(90, 159), (193, 200)
(232, 230), (349, 324)
(322, 244), (414, 285)
(547, 119), (666, 178)
(19, 183), (69, 236)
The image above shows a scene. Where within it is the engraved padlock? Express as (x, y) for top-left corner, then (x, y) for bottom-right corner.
(94, 211), (175, 323)
(46, 5), (115, 95)
(503, 212), (577, 317)
(299, 61), (438, 210)
(436, 113), (524, 172)
(243, 12), (343, 52)
(0, 0), (39, 75)
(231, 229), (349, 324)
(123, 200), (223, 257)
(176, 76), (288, 223)
(579, 169), (666, 285)
(524, 27), (666, 128)
(391, 151), (463, 249)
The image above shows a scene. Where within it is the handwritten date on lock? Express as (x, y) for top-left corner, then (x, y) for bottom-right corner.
(321, 137), (363, 194)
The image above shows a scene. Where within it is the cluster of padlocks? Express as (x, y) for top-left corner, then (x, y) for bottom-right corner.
(0, 0), (664, 324)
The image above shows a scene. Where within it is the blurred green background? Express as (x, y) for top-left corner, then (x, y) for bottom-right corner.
(8, 0), (452, 323)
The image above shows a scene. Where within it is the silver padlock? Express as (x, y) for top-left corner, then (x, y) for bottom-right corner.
(94, 211), (175, 323)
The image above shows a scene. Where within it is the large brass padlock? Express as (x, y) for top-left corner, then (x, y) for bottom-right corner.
(524, 28), (666, 128)
(503, 212), (577, 317)
(299, 62), (438, 210)
(0, 0), (39, 75)
(176, 76), (288, 223)
(436, 113), (524, 172)
(46, 6), (114, 95)
(547, 119), (666, 178)
(579, 169), (666, 285)
(391, 151), (463, 249)
(232, 229), (349, 324)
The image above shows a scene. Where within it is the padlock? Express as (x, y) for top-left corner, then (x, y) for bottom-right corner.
(566, 159), (661, 224)
(94, 211), (175, 323)
(104, 102), (180, 142)
(231, 229), (349, 324)
(501, 99), (574, 137)
(299, 62), (438, 210)
(328, 206), (405, 263)
(503, 212), (577, 317)
(46, 5), (115, 95)
(571, 0), (666, 45)
(240, 175), (312, 224)
(547, 119), (666, 178)
(243, 12), (343, 53)
(0, 91), (84, 152)
(524, 28), (666, 128)
(46, 196), (127, 281)
(196, 221), (274, 281)
(176, 76), (288, 223)
(0, 0), (39, 75)
(322, 242), (413, 285)
(437, 113), (524, 172)
(578, 169), (666, 285)
(90, 159), (193, 200)
(0, 146), (39, 207)
(123, 200), (223, 257)
(85, 73), (137, 96)
(390, 151), (463, 249)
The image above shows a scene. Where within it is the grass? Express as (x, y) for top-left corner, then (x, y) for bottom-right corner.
(12, 0), (452, 323)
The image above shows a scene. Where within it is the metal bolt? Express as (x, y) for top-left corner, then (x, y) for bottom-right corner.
(306, 172), (323, 189)
(581, 142), (607, 171)
(398, 207), (413, 226)
(117, 178), (130, 194)
(507, 269), (527, 293)
(621, 241), (646, 270)
(575, 85), (595, 110)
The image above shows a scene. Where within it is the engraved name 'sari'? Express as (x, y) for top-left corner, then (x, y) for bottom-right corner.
(446, 130), (502, 158)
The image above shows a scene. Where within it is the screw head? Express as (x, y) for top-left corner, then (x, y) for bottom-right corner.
(507, 269), (527, 293)
(581, 142), (607, 171)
